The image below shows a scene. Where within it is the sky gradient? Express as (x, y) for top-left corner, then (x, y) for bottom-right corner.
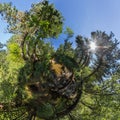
(1, 0), (120, 44)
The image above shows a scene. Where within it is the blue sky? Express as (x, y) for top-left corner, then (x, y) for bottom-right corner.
(1, 0), (120, 45)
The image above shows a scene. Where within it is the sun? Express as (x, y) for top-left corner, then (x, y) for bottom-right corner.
(90, 42), (96, 50)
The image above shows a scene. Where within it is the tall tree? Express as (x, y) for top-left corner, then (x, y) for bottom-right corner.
(0, 1), (120, 120)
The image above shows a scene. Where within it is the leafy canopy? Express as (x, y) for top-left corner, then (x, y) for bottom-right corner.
(0, 0), (120, 120)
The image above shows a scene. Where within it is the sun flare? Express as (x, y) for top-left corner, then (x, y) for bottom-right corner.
(90, 42), (96, 50)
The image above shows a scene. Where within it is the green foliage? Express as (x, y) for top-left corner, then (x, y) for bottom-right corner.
(0, 0), (63, 37)
(7, 41), (21, 61)
(0, 0), (120, 119)
(64, 27), (74, 39)
(36, 103), (54, 119)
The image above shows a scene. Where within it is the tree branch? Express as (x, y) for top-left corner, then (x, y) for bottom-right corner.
(56, 89), (82, 117)
(83, 57), (103, 82)
(21, 32), (28, 60)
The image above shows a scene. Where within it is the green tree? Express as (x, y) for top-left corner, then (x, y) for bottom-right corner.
(61, 31), (120, 120)
(0, 1), (120, 120)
